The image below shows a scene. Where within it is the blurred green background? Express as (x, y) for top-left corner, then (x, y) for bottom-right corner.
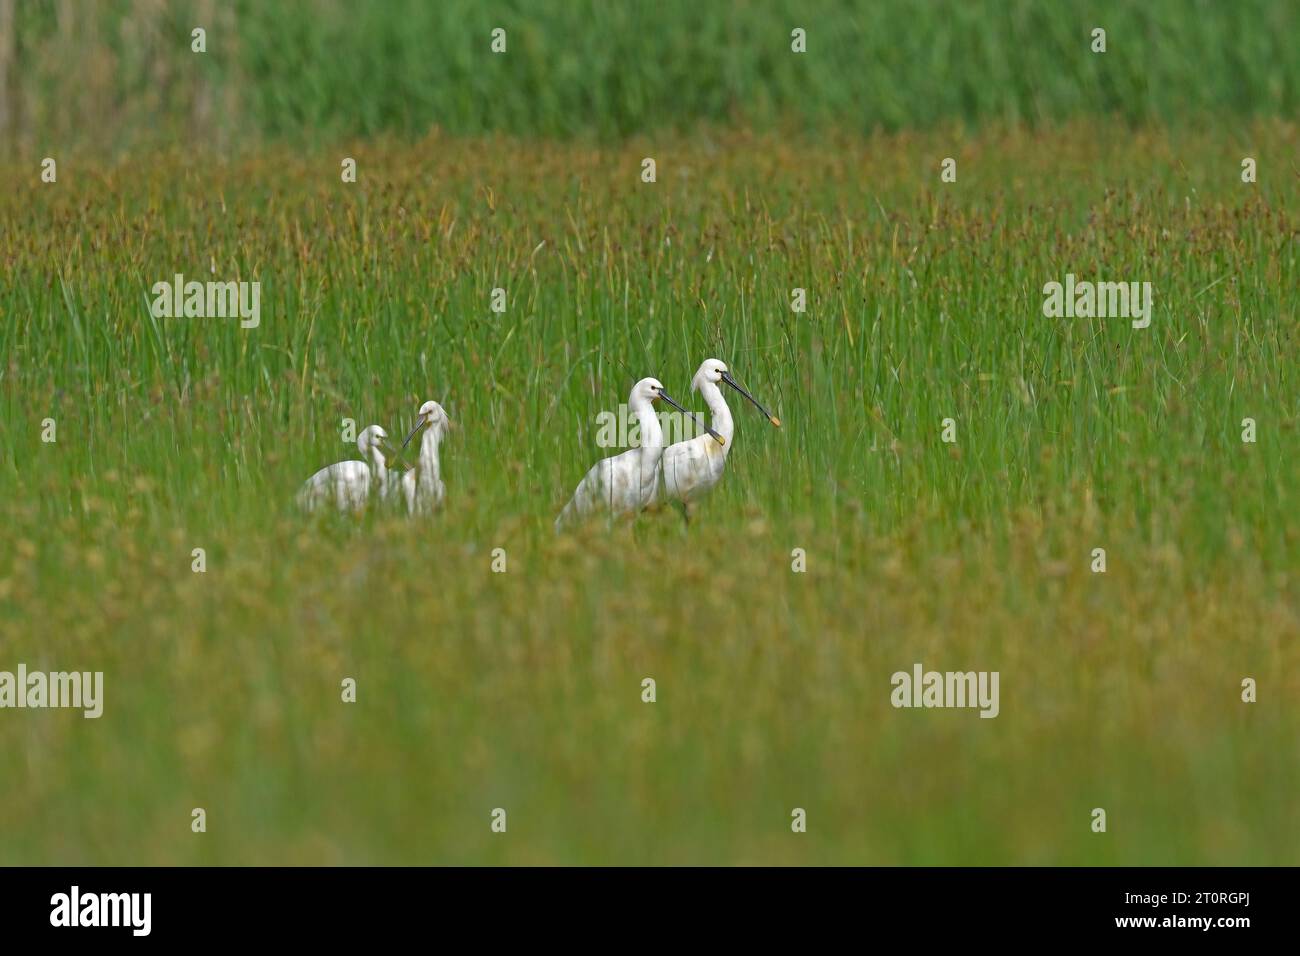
(1, 0), (1297, 152)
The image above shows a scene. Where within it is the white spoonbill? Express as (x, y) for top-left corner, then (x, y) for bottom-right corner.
(297, 424), (397, 513)
(656, 359), (780, 522)
(556, 376), (722, 530)
(399, 400), (452, 514)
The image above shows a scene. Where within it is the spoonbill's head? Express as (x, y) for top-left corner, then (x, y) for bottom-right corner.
(692, 358), (729, 389)
(357, 425), (395, 464)
(630, 377), (667, 408)
(633, 376), (725, 446)
(402, 400), (451, 448)
(695, 357), (781, 427)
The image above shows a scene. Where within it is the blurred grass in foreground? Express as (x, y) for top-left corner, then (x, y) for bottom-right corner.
(0, 119), (1296, 863)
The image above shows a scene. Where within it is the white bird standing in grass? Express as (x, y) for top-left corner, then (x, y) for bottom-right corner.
(656, 358), (780, 522)
(556, 376), (722, 530)
(297, 424), (397, 513)
(399, 399), (452, 514)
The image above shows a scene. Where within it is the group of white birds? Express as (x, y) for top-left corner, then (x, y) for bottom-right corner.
(296, 359), (779, 528)
(555, 358), (780, 529)
(297, 399), (451, 515)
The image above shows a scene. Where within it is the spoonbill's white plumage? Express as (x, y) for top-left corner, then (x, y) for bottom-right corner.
(556, 376), (721, 530)
(399, 400), (451, 514)
(656, 358), (780, 521)
(297, 424), (396, 513)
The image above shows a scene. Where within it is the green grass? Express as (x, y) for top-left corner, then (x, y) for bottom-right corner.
(0, 119), (1296, 864)
(4, 0), (1299, 151)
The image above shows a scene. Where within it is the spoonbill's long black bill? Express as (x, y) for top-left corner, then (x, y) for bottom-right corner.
(721, 371), (780, 427)
(658, 390), (726, 445)
(402, 417), (427, 449)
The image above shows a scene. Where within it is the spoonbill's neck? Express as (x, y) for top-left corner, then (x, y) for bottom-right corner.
(631, 395), (666, 500)
(369, 449), (389, 483)
(418, 426), (443, 483)
(632, 396), (665, 452)
(698, 380), (735, 449)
